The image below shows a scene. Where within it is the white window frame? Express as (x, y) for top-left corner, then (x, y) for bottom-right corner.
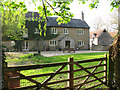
(51, 28), (57, 34)
(78, 40), (84, 46)
(34, 28), (39, 34)
(77, 29), (84, 35)
(49, 40), (57, 46)
(63, 28), (68, 34)
(22, 41), (29, 50)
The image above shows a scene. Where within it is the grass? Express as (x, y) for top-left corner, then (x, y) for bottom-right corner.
(6, 52), (108, 66)
(6, 52), (109, 89)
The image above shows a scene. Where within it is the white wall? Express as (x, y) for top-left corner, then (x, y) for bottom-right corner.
(92, 38), (98, 45)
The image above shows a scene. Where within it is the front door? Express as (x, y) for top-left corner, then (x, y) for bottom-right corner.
(65, 41), (70, 49)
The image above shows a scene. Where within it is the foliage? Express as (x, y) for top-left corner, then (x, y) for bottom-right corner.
(0, 1), (27, 40)
(78, 0), (120, 10)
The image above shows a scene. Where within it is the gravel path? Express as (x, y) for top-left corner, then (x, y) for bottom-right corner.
(41, 50), (108, 57)
(6, 50), (108, 57)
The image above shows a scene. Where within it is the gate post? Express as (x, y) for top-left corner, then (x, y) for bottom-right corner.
(108, 47), (114, 88)
(68, 57), (74, 90)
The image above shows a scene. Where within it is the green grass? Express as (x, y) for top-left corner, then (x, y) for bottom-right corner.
(6, 52), (108, 66)
(6, 52), (109, 89)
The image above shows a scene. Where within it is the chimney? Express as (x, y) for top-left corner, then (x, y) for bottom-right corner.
(81, 11), (84, 21)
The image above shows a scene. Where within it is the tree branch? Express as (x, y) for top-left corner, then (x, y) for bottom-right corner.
(42, 0), (48, 21)
(44, 0), (66, 20)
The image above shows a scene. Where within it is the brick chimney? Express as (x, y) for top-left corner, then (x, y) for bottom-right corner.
(81, 11), (84, 21)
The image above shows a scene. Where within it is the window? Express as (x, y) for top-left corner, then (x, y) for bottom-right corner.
(77, 29), (84, 35)
(51, 28), (57, 34)
(63, 28), (68, 34)
(34, 28), (39, 34)
(49, 40), (57, 46)
(78, 40), (84, 46)
(22, 41), (29, 50)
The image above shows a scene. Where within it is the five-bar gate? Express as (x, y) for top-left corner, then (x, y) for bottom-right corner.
(4, 55), (107, 90)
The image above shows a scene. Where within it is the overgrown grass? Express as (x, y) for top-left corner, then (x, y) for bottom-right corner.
(6, 52), (109, 89)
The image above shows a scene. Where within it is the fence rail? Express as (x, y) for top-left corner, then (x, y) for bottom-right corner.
(4, 55), (107, 90)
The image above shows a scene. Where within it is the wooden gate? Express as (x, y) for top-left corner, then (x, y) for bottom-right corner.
(4, 55), (107, 90)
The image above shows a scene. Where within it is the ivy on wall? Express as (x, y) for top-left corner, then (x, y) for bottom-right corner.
(26, 20), (59, 40)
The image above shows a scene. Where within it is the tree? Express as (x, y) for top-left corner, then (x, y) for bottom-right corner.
(109, 8), (118, 30)
(0, 9), (2, 90)
(92, 16), (104, 30)
(0, 0), (28, 89)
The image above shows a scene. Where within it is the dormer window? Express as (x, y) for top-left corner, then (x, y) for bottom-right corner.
(51, 28), (57, 34)
(34, 28), (39, 34)
(63, 28), (68, 34)
(77, 29), (84, 35)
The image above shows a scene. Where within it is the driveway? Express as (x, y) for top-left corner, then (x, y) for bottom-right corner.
(41, 50), (108, 57)
(6, 50), (108, 57)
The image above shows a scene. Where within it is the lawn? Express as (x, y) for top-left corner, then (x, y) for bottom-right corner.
(6, 52), (109, 89)
(6, 52), (108, 66)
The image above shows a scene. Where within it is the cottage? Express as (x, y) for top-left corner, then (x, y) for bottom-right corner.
(3, 12), (90, 51)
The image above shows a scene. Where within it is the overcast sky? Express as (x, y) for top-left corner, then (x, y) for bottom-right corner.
(69, 0), (116, 31)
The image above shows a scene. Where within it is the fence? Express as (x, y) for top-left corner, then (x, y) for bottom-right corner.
(4, 55), (107, 90)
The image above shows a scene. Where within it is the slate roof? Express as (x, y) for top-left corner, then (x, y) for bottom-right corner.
(25, 12), (90, 29)
(90, 29), (118, 39)
(47, 17), (90, 29)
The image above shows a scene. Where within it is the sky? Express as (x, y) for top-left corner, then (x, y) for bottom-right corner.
(25, 0), (117, 32)
(69, 0), (116, 31)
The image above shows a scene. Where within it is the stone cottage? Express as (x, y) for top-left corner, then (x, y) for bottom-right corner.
(3, 12), (90, 51)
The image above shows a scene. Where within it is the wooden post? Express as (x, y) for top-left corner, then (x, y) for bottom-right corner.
(108, 47), (114, 88)
(4, 62), (8, 89)
(104, 54), (107, 85)
(68, 57), (74, 90)
(4, 71), (8, 89)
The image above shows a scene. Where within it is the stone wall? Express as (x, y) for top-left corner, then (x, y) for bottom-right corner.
(46, 27), (89, 50)
(91, 44), (109, 51)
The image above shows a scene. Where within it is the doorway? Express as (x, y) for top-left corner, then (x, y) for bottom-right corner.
(65, 41), (70, 49)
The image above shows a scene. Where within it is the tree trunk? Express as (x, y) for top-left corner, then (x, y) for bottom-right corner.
(114, 36), (120, 88)
(36, 38), (43, 55)
(114, 7), (120, 88)
(0, 11), (3, 89)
